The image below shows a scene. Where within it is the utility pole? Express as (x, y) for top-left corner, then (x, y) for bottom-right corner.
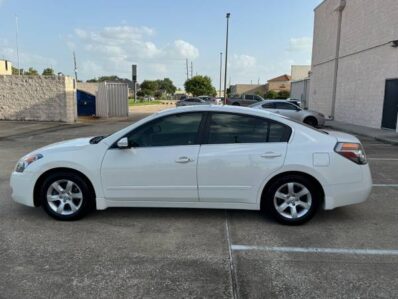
(191, 61), (193, 78)
(223, 13), (230, 104)
(258, 78), (260, 85)
(73, 51), (78, 82)
(186, 58), (189, 80)
(219, 52), (223, 98)
(132, 64), (137, 103)
(15, 15), (20, 75)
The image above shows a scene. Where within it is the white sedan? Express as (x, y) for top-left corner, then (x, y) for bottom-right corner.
(10, 106), (372, 225)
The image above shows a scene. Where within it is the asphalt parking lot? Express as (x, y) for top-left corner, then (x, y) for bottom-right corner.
(0, 116), (397, 298)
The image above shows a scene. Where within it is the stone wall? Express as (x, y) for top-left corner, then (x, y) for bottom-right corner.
(0, 75), (77, 123)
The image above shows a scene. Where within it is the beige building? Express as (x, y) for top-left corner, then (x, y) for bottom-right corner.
(230, 84), (267, 96)
(266, 74), (291, 93)
(291, 65), (311, 81)
(0, 60), (12, 75)
(310, 0), (398, 131)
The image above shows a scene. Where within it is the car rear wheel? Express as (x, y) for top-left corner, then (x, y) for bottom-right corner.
(263, 175), (320, 225)
(40, 172), (94, 220)
(304, 116), (318, 127)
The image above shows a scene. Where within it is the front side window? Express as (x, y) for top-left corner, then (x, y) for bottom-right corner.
(275, 102), (298, 110)
(245, 95), (254, 100)
(126, 113), (203, 147)
(206, 113), (291, 144)
(262, 102), (275, 109)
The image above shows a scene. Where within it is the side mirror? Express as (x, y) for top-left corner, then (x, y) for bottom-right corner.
(117, 137), (129, 149)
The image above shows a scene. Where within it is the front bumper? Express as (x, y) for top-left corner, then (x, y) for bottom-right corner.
(10, 171), (37, 207)
(323, 164), (372, 210)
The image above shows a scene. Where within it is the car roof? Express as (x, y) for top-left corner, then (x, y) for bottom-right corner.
(153, 104), (290, 122)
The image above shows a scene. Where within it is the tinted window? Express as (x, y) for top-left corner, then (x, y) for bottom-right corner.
(275, 102), (298, 110)
(127, 113), (203, 147)
(207, 113), (291, 144)
(245, 95), (254, 100)
(254, 96), (262, 102)
(262, 102), (275, 109)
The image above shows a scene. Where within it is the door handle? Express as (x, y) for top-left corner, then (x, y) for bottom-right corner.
(261, 152), (282, 158)
(175, 156), (194, 163)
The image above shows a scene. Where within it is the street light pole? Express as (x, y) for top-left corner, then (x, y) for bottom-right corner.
(223, 13), (230, 104)
(219, 52), (222, 98)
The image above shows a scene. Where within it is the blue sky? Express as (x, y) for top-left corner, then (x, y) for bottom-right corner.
(0, 0), (320, 88)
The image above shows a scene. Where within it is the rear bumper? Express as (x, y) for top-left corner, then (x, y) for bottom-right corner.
(323, 164), (372, 210)
(10, 171), (36, 207)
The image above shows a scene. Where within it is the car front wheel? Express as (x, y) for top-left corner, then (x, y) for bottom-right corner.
(40, 172), (94, 220)
(264, 175), (320, 225)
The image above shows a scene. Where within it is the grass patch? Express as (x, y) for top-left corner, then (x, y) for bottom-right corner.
(129, 99), (162, 106)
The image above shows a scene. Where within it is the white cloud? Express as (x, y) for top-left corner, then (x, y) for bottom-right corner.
(287, 37), (313, 53)
(230, 54), (256, 70)
(171, 40), (199, 60)
(0, 39), (57, 70)
(71, 25), (199, 82)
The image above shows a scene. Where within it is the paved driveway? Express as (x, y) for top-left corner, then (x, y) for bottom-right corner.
(0, 119), (397, 298)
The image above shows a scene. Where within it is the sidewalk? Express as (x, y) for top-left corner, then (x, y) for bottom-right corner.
(326, 120), (398, 145)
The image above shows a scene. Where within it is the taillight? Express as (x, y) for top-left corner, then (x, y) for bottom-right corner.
(334, 142), (367, 165)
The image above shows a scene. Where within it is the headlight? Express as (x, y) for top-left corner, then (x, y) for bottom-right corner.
(15, 153), (43, 173)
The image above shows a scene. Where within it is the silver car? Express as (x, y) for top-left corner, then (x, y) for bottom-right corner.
(176, 97), (209, 107)
(251, 100), (325, 127)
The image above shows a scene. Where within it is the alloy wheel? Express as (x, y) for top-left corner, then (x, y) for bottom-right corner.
(46, 179), (83, 215)
(273, 182), (312, 219)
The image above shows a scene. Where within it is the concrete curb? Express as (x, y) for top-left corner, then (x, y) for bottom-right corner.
(326, 125), (398, 146)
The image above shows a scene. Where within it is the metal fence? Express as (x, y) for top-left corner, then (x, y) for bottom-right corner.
(96, 82), (129, 117)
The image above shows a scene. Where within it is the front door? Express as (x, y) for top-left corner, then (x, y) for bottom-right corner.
(101, 112), (204, 202)
(197, 112), (290, 203)
(382, 79), (398, 130)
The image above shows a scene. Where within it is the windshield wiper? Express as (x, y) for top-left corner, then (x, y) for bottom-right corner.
(89, 136), (107, 144)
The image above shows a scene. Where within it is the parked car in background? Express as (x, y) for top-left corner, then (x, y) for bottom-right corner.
(176, 97), (209, 107)
(226, 94), (265, 106)
(10, 105), (371, 225)
(287, 98), (302, 107)
(250, 100), (325, 127)
(198, 96), (222, 105)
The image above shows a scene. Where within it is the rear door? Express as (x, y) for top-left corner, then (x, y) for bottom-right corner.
(197, 112), (291, 204)
(382, 79), (398, 130)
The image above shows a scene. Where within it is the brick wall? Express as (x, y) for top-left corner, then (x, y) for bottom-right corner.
(0, 75), (77, 123)
(310, 0), (398, 128)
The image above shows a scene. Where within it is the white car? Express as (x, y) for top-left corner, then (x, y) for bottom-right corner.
(10, 106), (372, 225)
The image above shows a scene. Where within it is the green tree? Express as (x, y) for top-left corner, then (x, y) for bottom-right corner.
(12, 66), (22, 75)
(277, 90), (290, 99)
(42, 68), (54, 76)
(265, 90), (278, 99)
(24, 67), (39, 76)
(184, 75), (217, 96)
(157, 78), (176, 94)
(140, 80), (158, 96)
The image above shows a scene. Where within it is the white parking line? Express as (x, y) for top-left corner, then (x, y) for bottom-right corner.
(373, 184), (398, 187)
(231, 245), (398, 256)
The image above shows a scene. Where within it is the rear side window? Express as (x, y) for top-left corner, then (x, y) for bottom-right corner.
(206, 113), (291, 144)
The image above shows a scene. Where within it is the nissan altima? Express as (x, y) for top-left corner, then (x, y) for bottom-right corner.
(10, 105), (372, 225)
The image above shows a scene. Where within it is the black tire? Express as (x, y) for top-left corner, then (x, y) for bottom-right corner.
(39, 171), (94, 221)
(263, 175), (320, 225)
(304, 117), (318, 127)
(232, 102), (240, 106)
